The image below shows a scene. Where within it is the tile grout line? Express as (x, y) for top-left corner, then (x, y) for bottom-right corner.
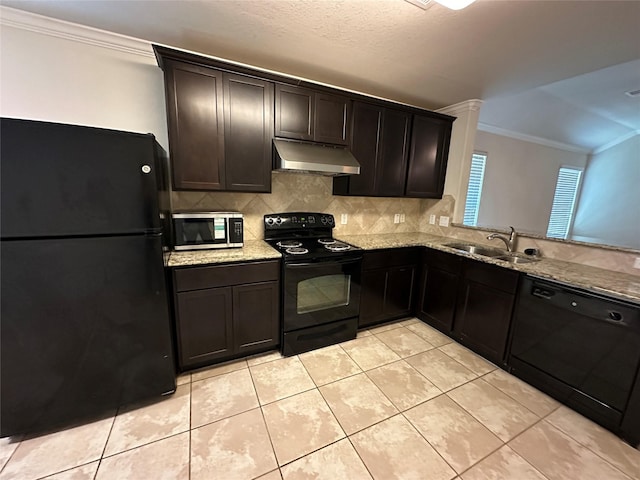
(536, 417), (638, 480)
(399, 407), (487, 478)
(188, 376), (193, 480)
(502, 415), (557, 480)
(247, 356), (284, 475)
(0, 435), (23, 478)
(344, 434), (376, 480)
(475, 368), (562, 418)
(93, 409), (118, 479)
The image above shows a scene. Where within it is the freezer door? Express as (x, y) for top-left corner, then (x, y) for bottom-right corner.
(0, 235), (176, 437)
(0, 118), (164, 238)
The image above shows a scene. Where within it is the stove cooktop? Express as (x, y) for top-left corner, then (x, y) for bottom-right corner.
(264, 212), (361, 261)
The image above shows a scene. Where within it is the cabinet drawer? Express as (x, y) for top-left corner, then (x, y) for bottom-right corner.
(463, 259), (519, 294)
(174, 260), (280, 292)
(363, 247), (419, 270)
(424, 248), (463, 274)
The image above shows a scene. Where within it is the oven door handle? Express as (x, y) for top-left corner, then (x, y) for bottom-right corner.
(286, 257), (363, 268)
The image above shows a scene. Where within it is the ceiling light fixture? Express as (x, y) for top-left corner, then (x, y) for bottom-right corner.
(405, 0), (476, 10)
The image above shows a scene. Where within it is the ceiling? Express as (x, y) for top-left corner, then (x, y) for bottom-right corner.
(2, 0), (639, 151)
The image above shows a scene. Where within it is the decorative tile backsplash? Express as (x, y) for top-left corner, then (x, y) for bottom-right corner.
(172, 172), (449, 240)
(172, 172), (639, 276)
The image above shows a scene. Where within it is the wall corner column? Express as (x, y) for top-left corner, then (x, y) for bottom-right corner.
(437, 99), (483, 223)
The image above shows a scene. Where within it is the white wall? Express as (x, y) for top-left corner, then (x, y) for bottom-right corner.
(439, 100), (482, 224)
(0, 12), (169, 150)
(473, 130), (588, 234)
(571, 135), (640, 249)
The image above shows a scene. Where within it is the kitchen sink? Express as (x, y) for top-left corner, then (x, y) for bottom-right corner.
(496, 254), (540, 264)
(444, 243), (540, 264)
(444, 243), (506, 257)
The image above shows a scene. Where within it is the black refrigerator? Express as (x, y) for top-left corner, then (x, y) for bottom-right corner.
(0, 118), (176, 437)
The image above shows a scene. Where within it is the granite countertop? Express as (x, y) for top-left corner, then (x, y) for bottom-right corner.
(167, 233), (640, 303)
(168, 240), (281, 267)
(338, 233), (640, 303)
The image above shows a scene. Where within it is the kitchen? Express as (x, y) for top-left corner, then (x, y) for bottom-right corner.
(1, 1), (640, 479)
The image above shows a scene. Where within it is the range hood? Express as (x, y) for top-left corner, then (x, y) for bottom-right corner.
(273, 139), (360, 176)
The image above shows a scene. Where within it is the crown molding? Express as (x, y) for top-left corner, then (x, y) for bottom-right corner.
(477, 122), (591, 154)
(592, 130), (640, 155)
(437, 99), (483, 116)
(0, 6), (153, 58)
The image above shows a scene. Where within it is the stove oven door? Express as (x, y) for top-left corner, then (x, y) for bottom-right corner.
(283, 257), (362, 333)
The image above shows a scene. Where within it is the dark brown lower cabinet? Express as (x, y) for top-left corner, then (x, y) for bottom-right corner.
(417, 248), (462, 333)
(359, 248), (418, 328)
(417, 248), (520, 365)
(233, 282), (279, 354)
(452, 260), (519, 365)
(173, 260), (280, 370)
(176, 287), (234, 365)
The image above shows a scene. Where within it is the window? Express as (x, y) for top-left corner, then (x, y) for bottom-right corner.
(546, 166), (583, 239)
(463, 152), (487, 226)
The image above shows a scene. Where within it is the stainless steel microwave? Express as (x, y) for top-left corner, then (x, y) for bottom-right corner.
(172, 212), (243, 250)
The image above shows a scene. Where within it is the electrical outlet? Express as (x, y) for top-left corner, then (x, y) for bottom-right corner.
(439, 215), (450, 227)
(393, 214), (400, 224)
(634, 257), (640, 269)
(341, 213), (348, 225)
(429, 214), (436, 225)
(400, 214), (405, 223)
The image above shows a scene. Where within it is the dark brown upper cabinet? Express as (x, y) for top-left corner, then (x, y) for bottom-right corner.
(223, 74), (274, 192)
(154, 44), (453, 195)
(333, 102), (410, 197)
(160, 59), (273, 192)
(275, 84), (350, 145)
(405, 115), (453, 198)
(334, 104), (454, 199)
(164, 60), (225, 191)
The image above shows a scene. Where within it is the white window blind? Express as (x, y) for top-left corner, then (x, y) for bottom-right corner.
(463, 152), (487, 226)
(546, 166), (582, 239)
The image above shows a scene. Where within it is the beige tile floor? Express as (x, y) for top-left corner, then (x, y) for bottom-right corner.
(2, 317), (639, 480)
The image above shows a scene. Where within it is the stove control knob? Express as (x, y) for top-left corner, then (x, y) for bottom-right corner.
(326, 216), (334, 226)
(321, 216), (327, 224)
(275, 217), (282, 225)
(266, 217), (274, 225)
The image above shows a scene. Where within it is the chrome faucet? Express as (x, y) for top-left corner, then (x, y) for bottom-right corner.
(487, 226), (517, 253)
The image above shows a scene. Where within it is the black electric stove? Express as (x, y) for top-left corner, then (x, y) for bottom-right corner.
(264, 212), (362, 355)
(264, 212), (362, 262)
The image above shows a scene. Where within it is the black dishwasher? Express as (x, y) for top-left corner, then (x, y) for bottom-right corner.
(509, 275), (640, 442)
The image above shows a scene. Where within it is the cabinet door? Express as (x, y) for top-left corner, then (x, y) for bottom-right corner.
(359, 269), (387, 327)
(342, 102), (382, 196)
(453, 262), (518, 365)
(314, 93), (350, 145)
(175, 287), (233, 368)
(223, 74), (274, 192)
(417, 249), (462, 333)
(384, 265), (416, 319)
(233, 281), (279, 354)
(164, 60), (225, 190)
(376, 109), (411, 196)
(405, 115), (452, 198)
(275, 84), (314, 140)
